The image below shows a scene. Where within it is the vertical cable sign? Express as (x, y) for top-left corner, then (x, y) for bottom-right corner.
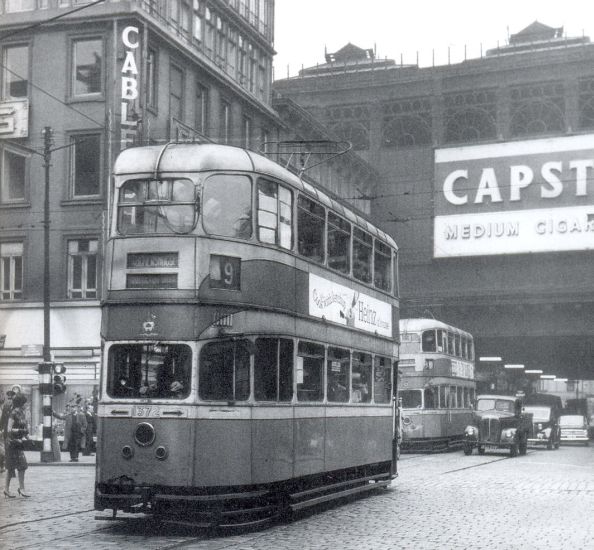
(120, 25), (140, 150)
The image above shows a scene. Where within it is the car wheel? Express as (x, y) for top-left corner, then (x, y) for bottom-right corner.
(477, 445), (485, 455)
(509, 443), (518, 458)
(463, 444), (473, 456)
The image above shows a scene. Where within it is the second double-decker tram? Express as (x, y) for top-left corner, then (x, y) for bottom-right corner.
(398, 318), (476, 451)
(95, 143), (400, 527)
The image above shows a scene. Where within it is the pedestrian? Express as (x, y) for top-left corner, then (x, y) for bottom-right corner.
(0, 386), (21, 474)
(4, 393), (30, 498)
(54, 404), (87, 462)
(0, 393), (5, 474)
(82, 403), (94, 456)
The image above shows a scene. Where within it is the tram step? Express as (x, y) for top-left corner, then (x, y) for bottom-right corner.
(289, 479), (390, 512)
(290, 472), (390, 500)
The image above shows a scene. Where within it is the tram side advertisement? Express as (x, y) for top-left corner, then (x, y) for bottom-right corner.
(308, 273), (392, 337)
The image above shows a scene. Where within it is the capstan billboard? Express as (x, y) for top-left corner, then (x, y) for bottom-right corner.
(433, 134), (594, 257)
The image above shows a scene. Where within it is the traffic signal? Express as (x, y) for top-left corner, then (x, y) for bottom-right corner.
(53, 364), (67, 395)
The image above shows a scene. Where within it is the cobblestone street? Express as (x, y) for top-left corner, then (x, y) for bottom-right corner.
(1, 445), (593, 549)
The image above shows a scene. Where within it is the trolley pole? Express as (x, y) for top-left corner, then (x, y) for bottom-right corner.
(39, 126), (55, 463)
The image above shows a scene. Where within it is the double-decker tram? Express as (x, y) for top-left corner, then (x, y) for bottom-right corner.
(398, 319), (476, 451)
(95, 143), (400, 527)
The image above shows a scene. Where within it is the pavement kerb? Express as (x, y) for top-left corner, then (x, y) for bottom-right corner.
(23, 451), (96, 466)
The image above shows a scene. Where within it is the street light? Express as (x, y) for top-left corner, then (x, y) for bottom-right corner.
(504, 364), (524, 369)
(525, 369), (543, 374)
(479, 356), (502, 362)
(540, 374), (555, 379)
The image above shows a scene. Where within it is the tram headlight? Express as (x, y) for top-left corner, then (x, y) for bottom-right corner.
(464, 426), (478, 437)
(122, 445), (134, 459)
(134, 422), (156, 447)
(155, 446), (168, 460)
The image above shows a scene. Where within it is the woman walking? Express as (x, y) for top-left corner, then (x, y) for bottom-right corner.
(4, 393), (30, 498)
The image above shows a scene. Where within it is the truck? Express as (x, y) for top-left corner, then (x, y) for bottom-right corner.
(463, 394), (533, 457)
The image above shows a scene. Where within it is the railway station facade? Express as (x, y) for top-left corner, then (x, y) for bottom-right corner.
(0, 0), (379, 435)
(274, 22), (594, 387)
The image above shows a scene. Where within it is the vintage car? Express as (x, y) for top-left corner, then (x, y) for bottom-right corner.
(463, 394), (532, 457)
(523, 393), (562, 450)
(559, 414), (590, 445)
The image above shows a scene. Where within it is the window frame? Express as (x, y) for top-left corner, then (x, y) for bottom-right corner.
(67, 238), (98, 300)
(0, 241), (23, 301)
(69, 132), (102, 199)
(1, 42), (30, 100)
(0, 145), (29, 204)
(169, 63), (185, 121)
(195, 81), (209, 135)
(70, 35), (104, 99)
(146, 47), (158, 111)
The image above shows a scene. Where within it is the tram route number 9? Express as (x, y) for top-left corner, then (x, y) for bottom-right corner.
(209, 255), (241, 290)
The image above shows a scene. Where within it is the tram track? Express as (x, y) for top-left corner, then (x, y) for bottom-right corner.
(441, 449), (537, 475)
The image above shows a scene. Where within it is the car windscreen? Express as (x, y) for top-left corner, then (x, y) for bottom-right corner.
(559, 415), (585, 427)
(523, 406), (551, 422)
(476, 398), (514, 413)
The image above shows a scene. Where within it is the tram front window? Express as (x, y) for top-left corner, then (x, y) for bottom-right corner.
(107, 344), (191, 399)
(117, 179), (197, 235)
(199, 340), (250, 401)
(400, 389), (423, 408)
(202, 174), (252, 239)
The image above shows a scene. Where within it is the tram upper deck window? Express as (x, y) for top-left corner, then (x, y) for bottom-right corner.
(422, 330), (437, 352)
(254, 337), (293, 402)
(199, 340), (250, 401)
(373, 356), (392, 403)
(297, 196), (325, 264)
(257, 179), (292, 249)
(107, 344), (191, 399)
(400, 389), (422, 408)
(447, 332), (455, 356)
(454, 333), (461, 357)
(202, 174), (252, 239)
(352, 228), (372, 284)
(438, 332), (445, 353)
(374, 240), (392, 292)
(327, 212), (351, 274)
(297, 341), (324, 402)
(351, 352), (371, 403)
(117, 179), (197, 235)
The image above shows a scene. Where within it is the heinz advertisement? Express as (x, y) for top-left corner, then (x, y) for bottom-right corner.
(433, 134), (594, 257)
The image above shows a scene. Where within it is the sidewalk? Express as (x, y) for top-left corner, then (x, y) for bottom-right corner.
(24, 450), (95, 466)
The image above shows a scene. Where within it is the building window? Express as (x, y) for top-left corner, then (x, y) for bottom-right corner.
(3, 0), (35, 13)
(169, 64), (184, 120)
(220, 100), (230, 143)
(242, 115), (251, 148)
(195, 83), (209, 134)
(0, 242), (23, 301)
(67, 239), (98, 299)
(510, 82), (565, 137)
(2, 44), (28, 99)
(70, 133), (101, 197)
(72, 37), (103, 97)
(193, 0), (203, 42)
(445, 90), (497, 144)
(1, 148), (27, 203)
(146, 48), (157, 110)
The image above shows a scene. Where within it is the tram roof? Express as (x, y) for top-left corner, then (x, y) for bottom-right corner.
(399, 318), (473, 338)
(113, 143), (396, 249)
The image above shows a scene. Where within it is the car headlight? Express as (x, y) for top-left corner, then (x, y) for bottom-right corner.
(465, 426), (477, 436)
(502, 428), (516, 439)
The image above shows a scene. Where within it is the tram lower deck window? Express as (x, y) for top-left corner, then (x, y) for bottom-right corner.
(254, 338), (293, 401)
(107, 344), (191, 399)
(199, 340), (250, 401)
